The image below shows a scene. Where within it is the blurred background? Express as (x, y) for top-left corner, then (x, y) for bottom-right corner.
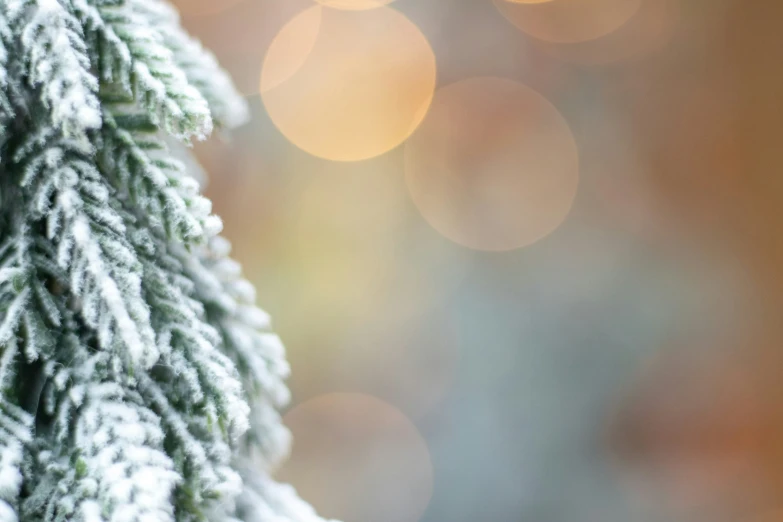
(173, 1), (783, 521)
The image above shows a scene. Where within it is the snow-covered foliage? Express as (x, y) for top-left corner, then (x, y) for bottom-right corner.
(0, 0), (332, 521)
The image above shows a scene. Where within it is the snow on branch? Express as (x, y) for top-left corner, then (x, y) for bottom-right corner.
(0, 8), (16, 135)
(127, 222), (250, 441)
(24, 329), (180, 522)
(0, 339), (33, 522)
(236, 474), (339, 522)
(99, 110), (223, 245)
(131, 0), (249, 129)
(0, 0), (335, 519)
(181, 236), (294, 466)
(137, 372), (243, 521)
(12, 130), (158, 368)
(0, 222), (62, 362)
(9, 0), (102, 137)
(70, 0), (212, 140)
(185, 237), (291, 409)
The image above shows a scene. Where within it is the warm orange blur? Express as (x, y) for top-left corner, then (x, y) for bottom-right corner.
(279, 393), (433, 522)
(314, 0), (395, 9)
(405, 76), (578, 251)
(261, 6), (436, 161)
(183, 1), (783, 522)
(494, 0), (642, 43)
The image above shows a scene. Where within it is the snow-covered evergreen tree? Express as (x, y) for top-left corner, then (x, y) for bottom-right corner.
(0, 1), (333, 521)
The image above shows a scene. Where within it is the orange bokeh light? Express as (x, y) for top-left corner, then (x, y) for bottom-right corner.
(494, 0), (642, 43)
(278, 393), (433, 522)
(538, 0), (681, 66)
(404, 77), (579, 252)
(261, 6), (437, 162)
(260, 7), (323, 94)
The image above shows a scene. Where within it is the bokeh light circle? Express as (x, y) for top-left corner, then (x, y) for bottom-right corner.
(404, 77), (579, 252)
(278, 393), (433, 522)
(538, 0), (681, 66)
(315, 0), (395, 10)
(261, 6), (437, 161)
(260, 7), (323, 95)
(494, 0), (643, 43)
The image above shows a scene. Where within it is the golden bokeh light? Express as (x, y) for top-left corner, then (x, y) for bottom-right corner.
(314, 0), (395, 10)
(404, 77), (579, 252)
(278, 393), (433, 522)
(494, 0), (643, 43)
(261, 6), (437, 161)
(538, 0), (680, 65)
(260, 7), (323, 94)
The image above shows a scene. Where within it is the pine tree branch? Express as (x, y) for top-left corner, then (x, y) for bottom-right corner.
(0, 339), (33, 522)
(0, 0), (334, 520)
(0, 7), (16, 142)
(180, 237), (293, 464)
(129, 0), (248, 130)
(129, 223), (249, 440)
(12, 130), (158, 369)
(137, 372), (242, 522)
(69, 0), (212, 140)
(98, 110), (222, 245)
(8, 0), (101, 138)
(23, 328), (180, 522)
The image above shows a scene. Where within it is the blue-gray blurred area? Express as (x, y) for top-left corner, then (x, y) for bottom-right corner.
(179, 1), (783, 521)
